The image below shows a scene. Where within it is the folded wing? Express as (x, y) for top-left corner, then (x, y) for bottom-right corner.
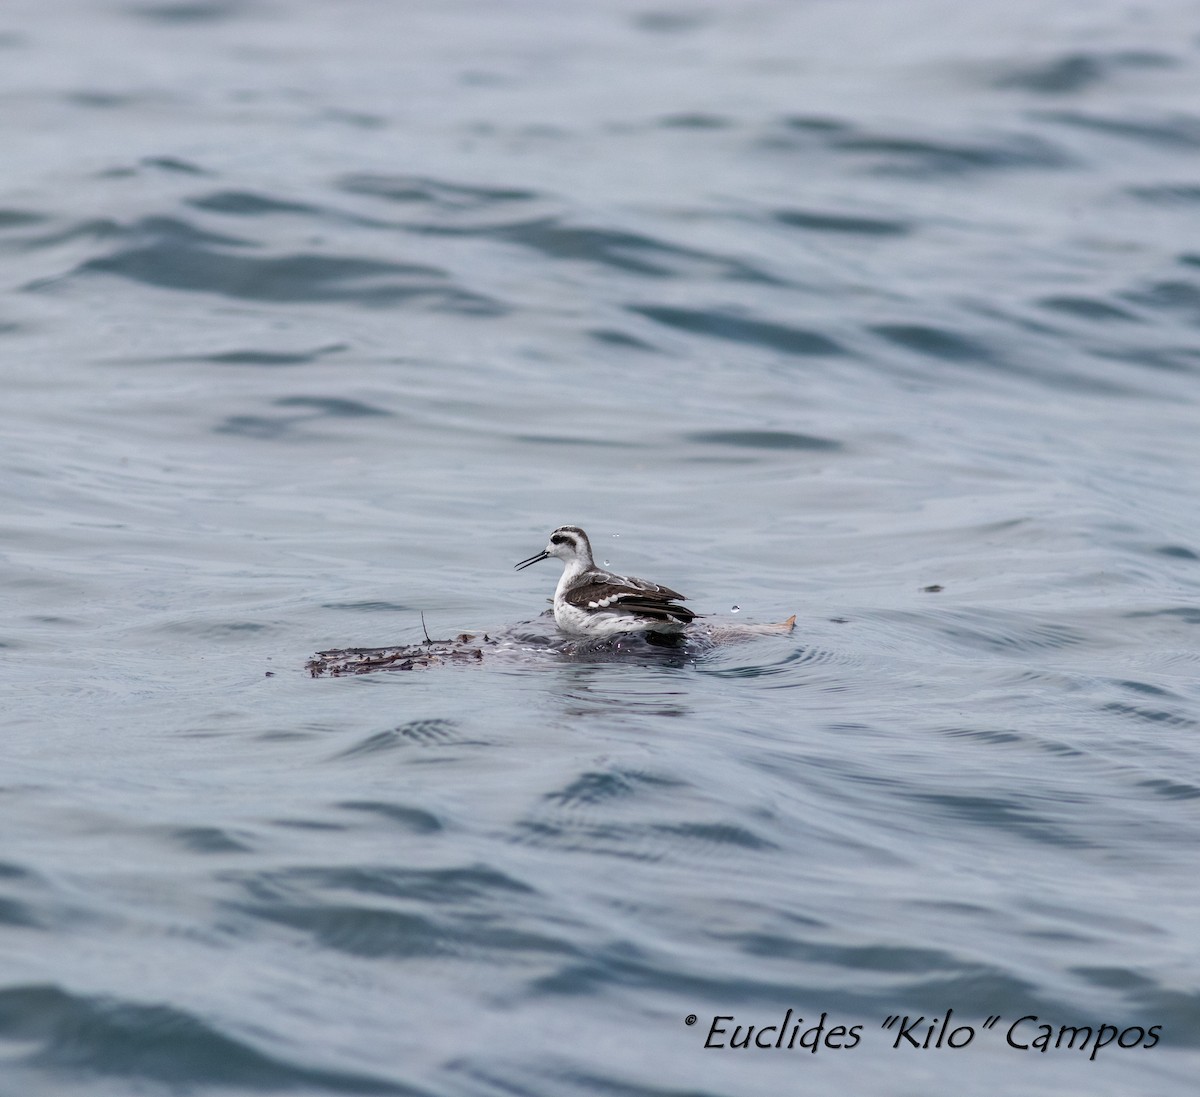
(563, 571), (695, 625)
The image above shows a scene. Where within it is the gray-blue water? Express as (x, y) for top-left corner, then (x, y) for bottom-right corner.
(3, 1), (1200, 1093)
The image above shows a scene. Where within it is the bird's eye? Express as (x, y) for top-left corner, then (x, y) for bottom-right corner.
(550, 534), (566, 545)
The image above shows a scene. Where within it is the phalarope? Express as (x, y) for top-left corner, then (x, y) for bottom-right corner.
(515, 525), (695, 641)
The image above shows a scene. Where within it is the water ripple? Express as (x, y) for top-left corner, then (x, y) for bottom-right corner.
(185, 190), (326, 217)
(334, 801), (444, 835)
(993, 50), (1176, 95)
(130, 3), (246, 26)
(869, 323), (997, 364)
(682, 429), (841, 452)
(338, 173), (539, 209)
(632, 306), (845, 357)
(332, 720), (464, 758)
(772, 208), (910, 236)
(764, 123), (1075, 176)
(31, 215), (500, 312)
(4, 3), (1200, 1094)
(0, 209), (47, 230)
(214, 395), (392, 439)
(165, 343), (350, 367)
(226, 864), (569, 965)
(415, 216), (781, 284)
(1128, 183), (1200, 206)
(0, 984), (408, 1092)
(1034, 109), (1200, 148)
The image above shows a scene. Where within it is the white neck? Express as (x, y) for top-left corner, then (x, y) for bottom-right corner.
(554, 554), (590, 599)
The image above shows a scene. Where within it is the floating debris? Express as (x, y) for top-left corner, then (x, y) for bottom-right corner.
(306, 614), (795, 677)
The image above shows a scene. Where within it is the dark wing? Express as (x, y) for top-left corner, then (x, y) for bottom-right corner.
(563, 570), (695, 625)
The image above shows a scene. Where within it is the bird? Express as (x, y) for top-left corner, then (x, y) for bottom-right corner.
(515, 525), (696, 642)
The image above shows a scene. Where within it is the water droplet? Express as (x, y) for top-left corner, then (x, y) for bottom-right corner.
(603, 559), (610, 566)
(731, 605), (740, 613)
(611, 533), (620, 539)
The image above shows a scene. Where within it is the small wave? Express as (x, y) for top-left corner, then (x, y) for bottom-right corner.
(236, 863), (536, 906)
(701, 644), (842, 686)
(135, 156), (209, 175)
(1099, 701), (1198, 731)
(883, 609), (1093, 657)
(1121, 279), (1200, 328)
(332, 719), (463, 758)
(543, 769), (685, 809)
(907, 790), (1094, 849)
(585, 327), (658, 350)
(870, 323), (997, 364)
(772, 208), (910, 236)
(1035, 295), (1143, 323)
(992, 50), (1176, 95)
(186, 190), (325, 217)
(34, 214), (501, 312)
(341, 174), (781, 283)
(1088, 343), (1200, 375)
(14, 215), (205, 254)
(683, 429), (841, 452)
(779, 114), (854, 134)
(0, 895), (38, 929)
(129, 3), (245, 26)
(633, 10), (710, 33)
(651, 821), (778, 852)
(338, 173), (538, 209)
(657, 112), (733, 129)
(0, 984), (405, 1092)
(1135, 779), (1200, 801)
(1128, 183), (1200, 205)
(0, 209), (47, 230)
(213, 395), (392, 439)
(1154, 544), (1199, 560)
(632, 306), (845, 357)
(829, 130), (1073, 176)
(1123, 606), (1200, 625)
(320, 599), (416, 612)
(415, 215), (781, 284)
(1034, 109), (1200, 149)
(227, 864), (568, 965)
(166, 343), (349, 367)
(513, 814), (765, 865)
(167, 826), (253, 854)
(334, 801), (444, 834)
(517, 765), (776, 864)
(82, 246), (496, 310)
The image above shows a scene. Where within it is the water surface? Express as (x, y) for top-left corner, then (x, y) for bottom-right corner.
(2, 1), (1199, 1094)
